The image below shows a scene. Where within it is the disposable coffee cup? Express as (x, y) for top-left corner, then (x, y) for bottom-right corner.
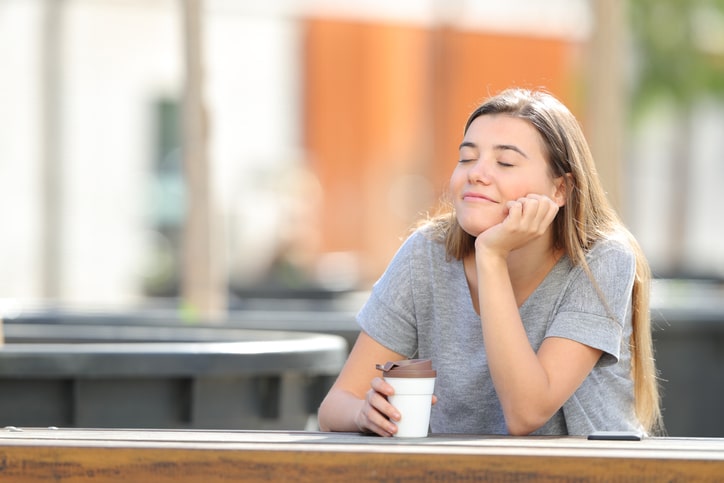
(376, 359), (436, 438)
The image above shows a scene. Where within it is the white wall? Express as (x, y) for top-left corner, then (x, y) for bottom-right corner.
(0, 1), (44, 300)
(628, 98), (724, 278)
(0, 0), (304, 307)
(60, 1), (181, 305)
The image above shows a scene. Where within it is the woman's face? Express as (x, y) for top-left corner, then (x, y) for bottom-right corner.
(450, 114), (565, 237)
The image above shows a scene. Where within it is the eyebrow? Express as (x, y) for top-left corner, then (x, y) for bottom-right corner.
(458, 141), (529, 159)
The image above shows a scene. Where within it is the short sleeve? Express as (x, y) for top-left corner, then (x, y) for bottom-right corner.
(547, 240), (636, 364)
(356, 232), (422, 357)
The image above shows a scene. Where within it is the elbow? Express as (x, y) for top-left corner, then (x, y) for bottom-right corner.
(317, 391), (353, 433)
(503, 407), (553, 436)
(505, 419), (539, 436)
(317, 398), (333, 432)
(317, 414), (330, 432)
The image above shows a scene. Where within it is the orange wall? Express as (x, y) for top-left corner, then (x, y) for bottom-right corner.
(303, 18), (582, 286)
(427, 29), (583, 195)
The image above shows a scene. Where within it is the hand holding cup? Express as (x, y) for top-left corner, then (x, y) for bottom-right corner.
(376, 359), (437, 438)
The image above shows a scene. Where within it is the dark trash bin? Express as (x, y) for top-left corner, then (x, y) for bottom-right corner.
(0, 322), (347, 431)
(652, 280), (724, 437)
(12, 303), (362, 355)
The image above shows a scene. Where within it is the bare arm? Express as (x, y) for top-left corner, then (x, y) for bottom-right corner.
(318, 331), (405, 436)
(477, 254), (602, 434)
(476, 195), (602, 435)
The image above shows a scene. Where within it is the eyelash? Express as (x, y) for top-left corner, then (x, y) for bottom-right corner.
(458, 159), (514, 167)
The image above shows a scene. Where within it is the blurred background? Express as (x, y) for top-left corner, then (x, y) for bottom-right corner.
(1, 0), (724, 435)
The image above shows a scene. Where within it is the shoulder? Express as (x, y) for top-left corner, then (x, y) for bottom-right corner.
(398, 223), (447, 258)
(584, 233), (636, 272)
(375, 224), (446, 282)
(556, 233), (638, 309)
(570, 233), (638, 312)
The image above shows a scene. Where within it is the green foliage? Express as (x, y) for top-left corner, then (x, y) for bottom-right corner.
(629, 0), (724, 117)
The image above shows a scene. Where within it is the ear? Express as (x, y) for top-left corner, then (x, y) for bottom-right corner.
(552, 173), (571, 207)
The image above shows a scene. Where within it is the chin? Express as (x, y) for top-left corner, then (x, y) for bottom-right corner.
(458, 221), (494, 238)
(456, 209), (504, 237)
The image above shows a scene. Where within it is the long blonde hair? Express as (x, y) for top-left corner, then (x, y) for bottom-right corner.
(427, 88), (662, 434)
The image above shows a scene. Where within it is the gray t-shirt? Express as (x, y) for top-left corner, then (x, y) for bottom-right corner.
(358, 226), (641, 435)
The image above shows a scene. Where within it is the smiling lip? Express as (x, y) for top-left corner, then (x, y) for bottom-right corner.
(462, 192), (497, 203)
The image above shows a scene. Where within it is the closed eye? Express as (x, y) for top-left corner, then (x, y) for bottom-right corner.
(497, 161), (514, 167)
(458, 159), (475, 164)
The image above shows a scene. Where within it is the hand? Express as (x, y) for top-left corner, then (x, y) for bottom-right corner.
(475, 194), (559, 258)
(354, 377), (400, 436)
(353, 377), (438, 437)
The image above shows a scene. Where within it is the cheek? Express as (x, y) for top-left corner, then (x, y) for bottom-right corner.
(498, 178), (531, 201)
(449, 167), (465, 192)
(500, 173), (558, 201)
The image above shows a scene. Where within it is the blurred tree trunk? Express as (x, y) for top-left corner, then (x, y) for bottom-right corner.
(668, 108), (692, 274)
(41, 0), (64, 300)
(180, 0), (226, 321)
(586, 0), (626, 216)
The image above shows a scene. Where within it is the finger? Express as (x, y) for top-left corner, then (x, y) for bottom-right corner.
(362, 412), (397, 437)
(542, 199), (559, 225)
(514, 198), (541, 230)
(534, 197), (559, 227)
(369, 377), (403, 423)
(505, 200), (523, 222)
(520, 197), (540, 217)
(520, 196), (557, 229)
(364, 390), (400, 435)
(523, 194), (556, 214)
(357, 407), (396, 437)
(529, 198), (550, 226)
(370, 377), (395, 397)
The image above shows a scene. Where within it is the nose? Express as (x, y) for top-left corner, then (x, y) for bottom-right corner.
(467, 157), (491, 184)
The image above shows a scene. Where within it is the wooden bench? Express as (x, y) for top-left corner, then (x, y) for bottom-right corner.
(1, 428), (723, 482)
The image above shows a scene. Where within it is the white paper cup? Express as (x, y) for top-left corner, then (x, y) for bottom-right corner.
(385, 376), (436, 438)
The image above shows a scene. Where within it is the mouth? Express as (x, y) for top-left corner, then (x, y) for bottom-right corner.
(462, 192), (497, 203)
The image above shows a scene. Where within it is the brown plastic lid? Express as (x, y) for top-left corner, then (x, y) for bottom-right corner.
(376, 358), (436, 378)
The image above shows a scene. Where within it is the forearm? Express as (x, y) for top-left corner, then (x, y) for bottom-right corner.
(317, 389), (365, 432)
(318, 331), (404, 435)
(477, 254), (553, 434)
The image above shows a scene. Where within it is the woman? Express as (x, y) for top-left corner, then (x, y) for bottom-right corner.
(318, 88), (662, 436)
